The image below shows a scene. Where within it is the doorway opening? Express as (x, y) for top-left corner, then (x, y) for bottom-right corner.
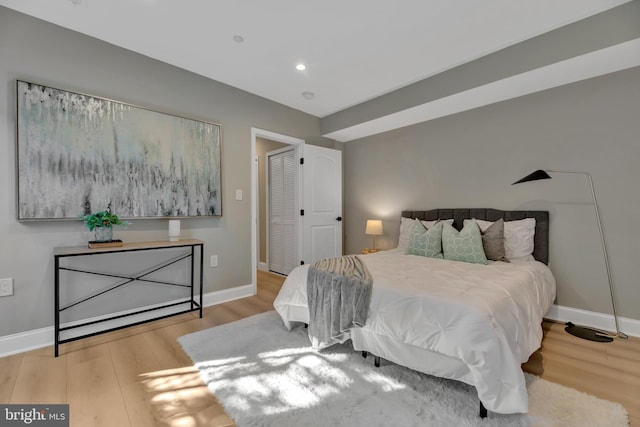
(266, 146), (298, 275)
(251, 129), (304, 293)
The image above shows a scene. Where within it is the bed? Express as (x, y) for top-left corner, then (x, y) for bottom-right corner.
(273, 208), (556, 416)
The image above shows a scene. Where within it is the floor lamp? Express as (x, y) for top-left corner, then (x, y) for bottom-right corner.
(512, 169), (628, 342)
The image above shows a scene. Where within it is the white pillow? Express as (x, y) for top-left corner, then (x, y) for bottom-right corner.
(397, 217), (453, 251)
(398, 217), (417, 251)
(473, 218), (536, 262)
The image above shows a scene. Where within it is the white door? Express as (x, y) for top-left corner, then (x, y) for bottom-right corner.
(301, 144), (342, 264)
(268, 148), (298, 275)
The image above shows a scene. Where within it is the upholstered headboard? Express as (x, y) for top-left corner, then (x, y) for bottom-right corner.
(401, 208), (549, 265)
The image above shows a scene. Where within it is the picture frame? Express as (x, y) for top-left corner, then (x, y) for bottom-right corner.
(16, 80), (222, 221)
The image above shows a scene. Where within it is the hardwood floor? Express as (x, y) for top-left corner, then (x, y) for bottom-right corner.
(523, 320), (640, 426)
(1, 270), (638, 426)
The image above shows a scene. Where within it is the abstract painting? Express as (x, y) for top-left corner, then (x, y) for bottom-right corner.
(16, 80), (221, 220)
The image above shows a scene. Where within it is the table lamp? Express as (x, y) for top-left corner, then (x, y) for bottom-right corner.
(365, 220), (383, 252)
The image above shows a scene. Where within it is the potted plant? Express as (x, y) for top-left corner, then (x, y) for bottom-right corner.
(83, 205), (130, 242)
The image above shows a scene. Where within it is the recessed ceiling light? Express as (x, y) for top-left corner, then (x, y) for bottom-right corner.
(233, 35), (245, 43)
(302, 91), (315, 100)
(296, 63), (306, 71)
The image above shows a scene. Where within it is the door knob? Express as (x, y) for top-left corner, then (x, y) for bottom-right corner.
(336, 216), (342, 221)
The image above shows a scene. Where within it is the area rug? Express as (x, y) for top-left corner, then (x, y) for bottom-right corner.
(178, 311), (628, 427)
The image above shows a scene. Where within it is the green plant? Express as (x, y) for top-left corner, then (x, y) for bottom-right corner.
(83, 206), (130, 231)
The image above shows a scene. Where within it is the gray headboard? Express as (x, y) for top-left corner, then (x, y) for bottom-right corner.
(401, 208), (549, 265)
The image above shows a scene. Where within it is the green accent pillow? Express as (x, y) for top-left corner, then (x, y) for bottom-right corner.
(442, 220), (488, 264)
(406, 220), (444, 258)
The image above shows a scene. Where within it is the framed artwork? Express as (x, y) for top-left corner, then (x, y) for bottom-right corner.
(16, 80), (222, 221)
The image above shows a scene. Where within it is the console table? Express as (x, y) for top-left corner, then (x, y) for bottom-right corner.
(53, 239), (204, 357)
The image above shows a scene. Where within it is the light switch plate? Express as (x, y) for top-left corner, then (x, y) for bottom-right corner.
(235, 189), (243, 201)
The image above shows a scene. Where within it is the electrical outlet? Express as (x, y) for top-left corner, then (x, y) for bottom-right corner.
(0, 278), (14, 297)
(210, 255), (218, 267)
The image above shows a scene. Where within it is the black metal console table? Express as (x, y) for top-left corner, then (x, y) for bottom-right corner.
(53, 239), (204, 357)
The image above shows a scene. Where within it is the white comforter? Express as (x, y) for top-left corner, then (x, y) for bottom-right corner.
(273, 248), (556, 414)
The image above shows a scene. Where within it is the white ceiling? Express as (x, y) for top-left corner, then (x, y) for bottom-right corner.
(0, 0), (633, 126)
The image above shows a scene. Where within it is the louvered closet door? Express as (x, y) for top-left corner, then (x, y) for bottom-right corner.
(268, 148), (297, 275)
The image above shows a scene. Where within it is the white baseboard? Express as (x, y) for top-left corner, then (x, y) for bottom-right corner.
(0, 326), (53, 358)
(545, 304), (640, 338)
(2, 299), (636, 358)
(203, 283), (255, 306)
(257, 262), (268, 272)
(0, 284), (256, 358)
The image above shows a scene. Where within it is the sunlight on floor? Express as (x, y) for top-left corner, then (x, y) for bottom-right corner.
(188, 344), (400, 417)
(360, 370), (407, 392)
(170, 314), (425, 424)
(140, 366), (220, 427)
(166, 416), (197, 427)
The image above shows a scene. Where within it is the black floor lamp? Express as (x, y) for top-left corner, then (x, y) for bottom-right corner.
(512, 169), (628, 342)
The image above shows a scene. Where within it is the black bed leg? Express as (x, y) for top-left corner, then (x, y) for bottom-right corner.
(479, 401), (487, 418)
(361, 351), (367, 358)
(374, 356), (380, 367)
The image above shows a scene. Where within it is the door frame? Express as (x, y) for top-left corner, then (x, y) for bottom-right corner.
(251, 128), (304, 294)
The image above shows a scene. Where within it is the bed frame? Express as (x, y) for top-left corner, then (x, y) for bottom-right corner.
(365, 208), (550, 418)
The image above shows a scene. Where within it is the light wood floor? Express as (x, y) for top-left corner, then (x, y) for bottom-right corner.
(1, 270), (638, 426)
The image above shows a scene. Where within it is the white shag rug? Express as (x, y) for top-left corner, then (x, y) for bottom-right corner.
(178, 311), (628, 427)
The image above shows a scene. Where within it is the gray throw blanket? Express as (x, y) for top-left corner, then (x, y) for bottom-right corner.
(307, 255), (373, 349)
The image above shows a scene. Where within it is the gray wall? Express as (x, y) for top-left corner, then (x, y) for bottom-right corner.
(0, 7), (322, 336)
(343, 66), (640, 320)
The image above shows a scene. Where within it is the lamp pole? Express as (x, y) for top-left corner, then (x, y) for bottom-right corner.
(546, 170), (627, 340)
(513, 169), (628, 340)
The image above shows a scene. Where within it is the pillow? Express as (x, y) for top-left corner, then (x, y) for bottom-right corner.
(397, 217), (453, 251)
(464, 218), (508, 262)
(475, 218), (536, 262)
(406, 221), (444, 258)
(442, 220), (488, 265)
(397, 217), (419, 251)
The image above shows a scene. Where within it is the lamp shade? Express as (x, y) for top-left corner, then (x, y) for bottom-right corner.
(365, 220), (383, 236)
(512, 169), (552, 185)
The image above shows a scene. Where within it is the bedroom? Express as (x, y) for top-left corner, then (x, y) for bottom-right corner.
(0, 1), (639, 426)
